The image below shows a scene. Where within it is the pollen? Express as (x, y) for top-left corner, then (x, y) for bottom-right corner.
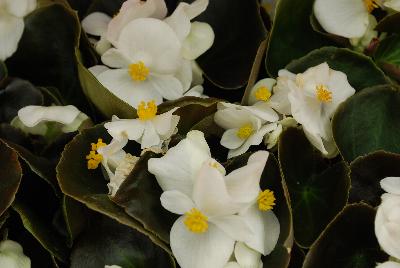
(364, 0), (379, 12)
(254, 86), (272, 102)
(128, 61), (150, 81)
(137, 100), (157, 121)
(86, 139), (106, 170)
(257, 189), (276, 211)
(316, 85), (332, 103)
(184, 208), (208, 233)
(237, 124), (254, 139)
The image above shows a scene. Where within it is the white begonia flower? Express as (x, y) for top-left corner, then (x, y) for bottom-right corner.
(271, 70), (296, 115)
(375, 177), (400, 260)
(0, 0), (36, 61)
(376, 261), (400, 268)
(214, 105), (278, 158)
(313, 0), (380, 38)
(104, 101), (180, 149)
(285, 62), (355, 157)
(224, 242), (263, 268)
(0, 240), (31, 268)
(96, 17), (185, 108)
(264, 117), (297, 149)
(13, 105), (89, 135)
(350, 14), (378, 52)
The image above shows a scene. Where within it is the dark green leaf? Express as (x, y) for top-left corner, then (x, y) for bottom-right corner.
(374, 34), (400, 81)
(265, 0), (333, 76)
(286, 47), (390, 91)
(63, 195), (87, 247)
(0, 61), (7, 84)
(278, 127), (350, 248)
(302, 203), (387, 268)
(376, 13), (400, 34)
(332, 85), (400, 162)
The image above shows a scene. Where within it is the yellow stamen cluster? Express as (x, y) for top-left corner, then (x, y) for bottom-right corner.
(254, 86), (272, 102)
(257, 189), (276, 211)
(316, 85), (332, 103)
(86, 138), (106, 170)
(128, 61), (150, 81)
(184, 208), (208, 233)
(237, 124), (254, 139)
(364, 0), (379, 12)
(137, 100), (157, 121)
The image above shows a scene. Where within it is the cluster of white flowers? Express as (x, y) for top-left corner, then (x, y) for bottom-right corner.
(375, 177), (400, 268)
(215, 62), (355, 158)
(147, 130), (280, 268)
(84, 0), (214, 109)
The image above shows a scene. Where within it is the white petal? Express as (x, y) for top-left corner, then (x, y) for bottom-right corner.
(97, 137), (128, 171)
(214, 107), (255, 129)
(18, 105), (80, 127)
(184, 85), (205, 97)
(96, 69), (163, 108)
(147, 130), (211, 196)
(240, 205), (280, 255)
(182, 22), (214, 60)
(225, 151), (268, 204)
(234, 242), (263, 268)
(82, 12), (111, 36)
(152, 108), (179, 136)
(0, 13), (23, 61)
(224, 262), (241, 268)
(221, 129), (246, 150)
(191, 61), (204, 86)
(61, 112), (89, 133)
(376, 262), (400, 268)
(381, 177), (400, 195)
(175, 59), (193, 92)
(95, 34), (112, 55)
(160, 190), (196, 215)
(4, 0), (36, 17)
(141, 121), (161, 149)
(88, 65), (109, 76)
(210, 215), (253, 242)
(243, 102), (279, 122)
(118, 18), (181, 74)
(0, 240), (30, 268)
(313, 0), (369, 38)
(248, 78), (277, 106)
(101, 48), (131, 68)
(384, 0), (400, 11)
(164, 3), (191, 41)
(148, 73), (184, 100)
(104, 119), (145, 141)
(170, 217), (235, 268)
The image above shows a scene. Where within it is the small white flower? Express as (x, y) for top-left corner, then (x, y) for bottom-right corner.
(104, 101), (179, 149)
(0, 240), (31, 268)
(0, 0), (36, 60)
(375, 177), (400, 260)
(224, 242), (263, 268)
(12, 105), (89, 135)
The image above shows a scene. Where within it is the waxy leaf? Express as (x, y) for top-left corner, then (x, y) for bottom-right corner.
(286, 47), (390, 91)
(0, 61), (7, 84)
(63, 196), (87, 247)
(278, 127), (350, 248)
(332, 85), (400, 162)
(374, 34), (400, 82)
(376, 13), (400, 34)
(302, 203), (387, 268)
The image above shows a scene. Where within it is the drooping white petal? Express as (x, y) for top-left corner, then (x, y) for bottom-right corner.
(104, 118), (145, 141)
(96, 68), (163, 108)
(210, 215), (253, 242)
(0, 13), (24, 61)
(244, 102), (279, 122)
(220, 128), (246, 150)
(170, 217), (235, 268)
(108, 153), (138, 196)
(248, 78), (277, 106)
(140, 121), (161, 149)
(313, 0), (369, 38)
(303, 125), (338, 158)
(81, 12), (111, 37)
(61, 112), (89, 133)
(95, 34), (112, 55)
(182, 22), (214, 60)
(148, 73), (184, 100)
(18, 105), (81, 127)
(234, 242), (263, 268)
(160, 190), (196, 215)
(101, 48), (131, 68)
(175, 59), (193, 92)
(381, 177), (400, 195)
(270, 69), (294, 115)
(148, 130), (211, 196)
(215, 107), (256, 130)
(97, 137), (128, 172)
(151, 107), (179, 136)
(118, 18), (181, 74)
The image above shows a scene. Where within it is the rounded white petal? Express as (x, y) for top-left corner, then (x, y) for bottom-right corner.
(160, 190), (196, 215)
(376, 261), (400, 268)
(210, 215), (254, 242)
(221, 128), (246, 150)
(96, 69), (163, 108)
(214, 107), (255, 130)
(118, 18), (181, 74)
(104, 119), (145, 141)
(381, 177), (400, 195)
(234, 242), (263, 268)
(313, 0), (369, 38)
(244, 102), (279, 122)
(171, 217), (235, 268)
(270, 70), (295, 115)
(61, 112), (89, 133)
(140, 121), (161, 149)
(383, 0), (400, 11)
(82, 12), (111, 36)
(101, 48), (131, 68)
(98, 137), (128, 173)
(95, 35), (112, 55)
(152, 107), (179, 136)
(18, 105), (80, 127)
(147, 130), (211, 196)
(182, 22), (214, 60)
(4, 0), (36, 17)
(0, 13), (24, 61)
(248, 78), (277, 106)
(148, 73), (184, 100)
(88, 65), (109, 76)
(175, 59), (193, 92)
(0, 240), (30, 268)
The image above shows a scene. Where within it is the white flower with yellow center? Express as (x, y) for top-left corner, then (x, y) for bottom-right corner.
(104, 100), (179, 149)
(214, 104), (278, 158)
(0, 240), (30, 268)
(284, 62), (355, 157)
(314, 0), (381, 38)
(0, 0), (36, 61)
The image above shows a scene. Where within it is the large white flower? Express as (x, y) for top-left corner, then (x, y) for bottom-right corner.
(375, 177), (400, 260)
(0, 0), (36, 61)
(104, 101), (179, 149)
(313, 0), (377, 38)
(0, 240), (30, 268)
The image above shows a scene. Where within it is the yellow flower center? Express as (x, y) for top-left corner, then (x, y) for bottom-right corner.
(128, 61), (150, 81)
(316, 85), (332, 103)
(184, 208), (208, 233)
(254, 86), (272, 102)
(137, 100), (157, 121)
(364, 0), (379, 12)
(257, 189), (276, 211)
(86, 138), (107, 170)
(237, 124), (254, 139)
